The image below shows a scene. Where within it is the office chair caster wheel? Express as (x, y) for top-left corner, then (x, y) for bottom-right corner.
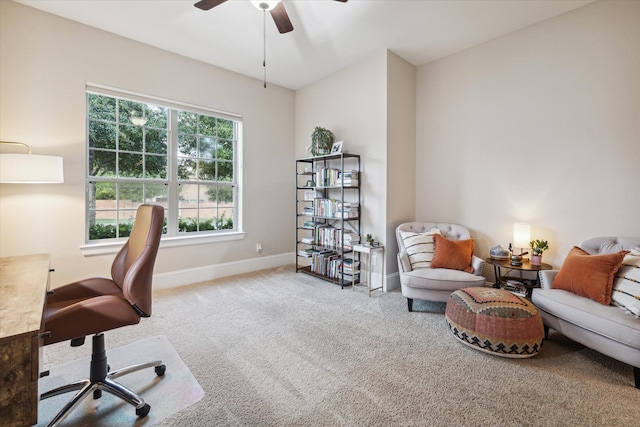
(136, 403), (151, 417)
(155, 364), (166, 376)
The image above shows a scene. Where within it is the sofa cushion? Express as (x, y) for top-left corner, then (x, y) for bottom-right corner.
(431, 234), (475, 273)
(553, 246), (628, 305)
(532, 288), (640, 348)
(400, 228), (441, 270)
(611, 254), (640, 317)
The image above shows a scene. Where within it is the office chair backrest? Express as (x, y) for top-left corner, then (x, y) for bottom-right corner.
(111, 204), (164, 317)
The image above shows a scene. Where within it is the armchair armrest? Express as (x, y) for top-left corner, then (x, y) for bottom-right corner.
(398, 250), (411, 273)
(471, 255), (484, 276)
(539, 270), (559, 290)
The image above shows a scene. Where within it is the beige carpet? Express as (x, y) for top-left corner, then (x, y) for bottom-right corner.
(41, 266), (639, 426)
(37, 335), (203, 426)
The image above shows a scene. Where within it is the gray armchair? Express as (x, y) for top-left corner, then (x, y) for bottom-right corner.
(396, 222), (485, 312)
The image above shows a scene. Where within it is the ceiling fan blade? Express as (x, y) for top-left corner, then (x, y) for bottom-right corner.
(334, 0), (349, 2)
(270, 2), (294, 34)
(194, 0), (228, 11)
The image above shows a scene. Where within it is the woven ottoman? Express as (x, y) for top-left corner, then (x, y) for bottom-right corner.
(445, 287), (544, 358)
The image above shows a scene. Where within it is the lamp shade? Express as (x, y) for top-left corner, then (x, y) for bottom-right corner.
(0, 153), (64, 183)
(513, 223), (531, 249)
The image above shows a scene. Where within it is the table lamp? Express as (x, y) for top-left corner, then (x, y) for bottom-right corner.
(511, 222), (530, 266)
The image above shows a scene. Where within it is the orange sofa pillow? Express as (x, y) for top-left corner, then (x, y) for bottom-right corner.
(430, 234), (475, 273)
(553, 246), (628, 305)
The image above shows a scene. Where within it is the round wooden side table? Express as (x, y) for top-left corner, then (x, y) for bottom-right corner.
(485, 258), (552, 298)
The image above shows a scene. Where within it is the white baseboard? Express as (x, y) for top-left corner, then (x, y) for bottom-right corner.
(153, 252), (294, 290)
(384, 272), (400, 292)
(153, 253), (400, 292)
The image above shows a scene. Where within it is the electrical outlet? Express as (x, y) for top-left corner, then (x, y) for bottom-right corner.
(372, 255), (377, 266)
(256, 243), (262, 253)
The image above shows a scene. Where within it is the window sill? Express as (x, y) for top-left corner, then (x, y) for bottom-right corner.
(80, 231), (246, 257)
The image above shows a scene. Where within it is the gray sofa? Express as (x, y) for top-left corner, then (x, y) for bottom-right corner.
(531, 236), (640, 389)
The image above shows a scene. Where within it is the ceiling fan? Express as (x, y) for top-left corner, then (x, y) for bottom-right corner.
(194, 0), (348, 34)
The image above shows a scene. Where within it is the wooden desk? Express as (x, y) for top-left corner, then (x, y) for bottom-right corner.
(0, 253), (50, 427)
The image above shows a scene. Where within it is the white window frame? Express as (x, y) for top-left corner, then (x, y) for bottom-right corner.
(81, 84), (244, 256)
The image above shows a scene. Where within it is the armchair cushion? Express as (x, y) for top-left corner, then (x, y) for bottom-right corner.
(553, 246), (628, 305)
(399, 228), (441, 270)
(431, 234), (475, 273)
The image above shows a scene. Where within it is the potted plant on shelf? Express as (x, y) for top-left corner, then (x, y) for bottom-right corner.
(365, 233), (374, 246)
(529, 239), (549, 266)
(308, 126), (334, 156)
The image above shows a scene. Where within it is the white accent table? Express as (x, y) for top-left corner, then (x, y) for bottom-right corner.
(352, 244), (384, 296)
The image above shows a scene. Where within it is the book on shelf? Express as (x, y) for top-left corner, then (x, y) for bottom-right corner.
(315, 167), (341, 187)
(302, 220), (323, 228)
(311, 250), (337, 275)
(313, 225), (359, 249)
(334, 208), (359, 219)
(336, 170), (359, 187)
(339, 273), (360, 283)
(298, 248), (320, 258)
(313, 198), (338, 218)
(336, 201), (359, 209)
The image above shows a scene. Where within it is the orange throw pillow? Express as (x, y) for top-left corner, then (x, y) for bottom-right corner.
(553, 246), (628, 305)
(431, 234), (475, 273)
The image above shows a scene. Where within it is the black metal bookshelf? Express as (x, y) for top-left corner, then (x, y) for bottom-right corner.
(295, 153), (361, 288)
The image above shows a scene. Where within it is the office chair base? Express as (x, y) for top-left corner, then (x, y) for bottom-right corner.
(40, 333), (165, 427)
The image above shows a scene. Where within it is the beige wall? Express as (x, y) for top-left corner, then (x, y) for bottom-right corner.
(295, 51), (388, 254)
(0, 1), (295, 287)
(3, 0), (637, 290)
(295, 51), (417, 290)
(416, 0), (640, 270)
(386, 51), (416, 285)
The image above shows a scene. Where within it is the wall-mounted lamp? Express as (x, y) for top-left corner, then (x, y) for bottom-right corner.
(511, 222), (531, 266)
(0, 141), (64, 184)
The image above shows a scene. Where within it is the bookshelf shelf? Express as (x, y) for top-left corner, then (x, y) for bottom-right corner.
(295, 153), (361, 288)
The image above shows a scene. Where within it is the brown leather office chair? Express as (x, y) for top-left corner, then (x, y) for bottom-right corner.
(41, 204), (165, 427)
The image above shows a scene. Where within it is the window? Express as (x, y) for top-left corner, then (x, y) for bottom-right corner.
(86, 87), (241, 244)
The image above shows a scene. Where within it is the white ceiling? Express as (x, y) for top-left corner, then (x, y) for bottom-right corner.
(15, 0), (593, 90)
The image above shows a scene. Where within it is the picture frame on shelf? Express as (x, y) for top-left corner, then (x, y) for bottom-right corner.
(331, 140), (343, 154)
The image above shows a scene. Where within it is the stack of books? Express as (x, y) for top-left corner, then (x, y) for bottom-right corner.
(340, 258), (360, 282)
(335, 201), (359, 219)
(297, 248), (320, 258)
(336, 170), (359, 187)
(302, 220), (323, 229)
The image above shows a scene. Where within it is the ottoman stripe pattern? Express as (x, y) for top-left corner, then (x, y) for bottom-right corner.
(445, 287), (544, 358)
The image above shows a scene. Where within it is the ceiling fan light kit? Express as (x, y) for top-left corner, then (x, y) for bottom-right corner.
(250, 1), (281, 11)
